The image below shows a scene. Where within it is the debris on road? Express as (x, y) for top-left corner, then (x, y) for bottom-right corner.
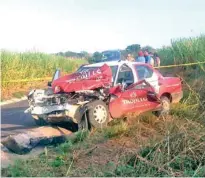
(1, 126), (73, 154)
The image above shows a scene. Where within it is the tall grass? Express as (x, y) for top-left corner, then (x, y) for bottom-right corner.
(1, 50), (86, 82)
(157, 35), (205, 123)
(1, 50), (87, 98)
(157, 34), (205, 65)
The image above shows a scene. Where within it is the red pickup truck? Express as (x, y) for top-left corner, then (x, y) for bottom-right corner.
(25, 61), (183, 130)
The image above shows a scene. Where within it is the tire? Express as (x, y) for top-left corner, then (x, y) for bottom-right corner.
(32, 115), (48, 126)
(86, 100), (109, 128)
(154, 96), (170, 117)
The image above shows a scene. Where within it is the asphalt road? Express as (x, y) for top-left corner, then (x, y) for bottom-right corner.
(1, 100), (78, 138)
(1, 100), (37, 138)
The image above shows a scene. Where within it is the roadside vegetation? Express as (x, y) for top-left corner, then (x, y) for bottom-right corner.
(158, 35), (205, 125)
(1, 51), (87, 100)
(2, 113), (205, 177)
(1, 35), (205, 176)
(158, 34), (205, 65)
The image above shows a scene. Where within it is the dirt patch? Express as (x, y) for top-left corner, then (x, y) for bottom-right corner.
(73, 116), (163, 172)
(70, 137), (138, 176)
(1, 147), (44, 168)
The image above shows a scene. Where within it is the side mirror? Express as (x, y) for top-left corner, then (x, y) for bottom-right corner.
(52, 69), (61, 81)
(48, 69), (61, 87)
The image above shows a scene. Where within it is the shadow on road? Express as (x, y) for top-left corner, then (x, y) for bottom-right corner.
(51, 121), (78, 132)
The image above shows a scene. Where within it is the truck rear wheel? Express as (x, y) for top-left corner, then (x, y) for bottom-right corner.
(154, 96), (170, 117)
(32, 115), (48, 126)
(86, 100), (109, 128)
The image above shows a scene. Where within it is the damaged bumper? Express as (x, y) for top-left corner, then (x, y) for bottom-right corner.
(24, 103), (73, 115)
(24, 103), (85, 124)
(25, 88), (91, 124)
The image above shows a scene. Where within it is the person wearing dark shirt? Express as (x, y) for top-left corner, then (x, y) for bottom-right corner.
(144, 51), (151, 63)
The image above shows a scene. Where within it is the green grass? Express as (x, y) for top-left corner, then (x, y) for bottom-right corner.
(1, 50), (87, 90)
(157, 34), (205, 123)
(103, 121), (128, 138)
(157, 34), (205, 66)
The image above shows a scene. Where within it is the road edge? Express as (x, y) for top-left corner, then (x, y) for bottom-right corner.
(0, 96), (27, 106)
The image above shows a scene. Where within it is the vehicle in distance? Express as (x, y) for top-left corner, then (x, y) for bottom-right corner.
(101, 50), (122, 61)
(25, 61), (183, 130)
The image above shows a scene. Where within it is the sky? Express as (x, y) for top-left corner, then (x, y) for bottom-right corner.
(0, 0), (205, 53)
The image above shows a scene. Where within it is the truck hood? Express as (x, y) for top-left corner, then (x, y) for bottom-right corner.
(52, 64), (112, 93)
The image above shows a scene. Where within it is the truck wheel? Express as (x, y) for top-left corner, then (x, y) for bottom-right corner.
(32, 115), (48, 126)
(87, 100), (109, 128)
(154, 96), (170, 117)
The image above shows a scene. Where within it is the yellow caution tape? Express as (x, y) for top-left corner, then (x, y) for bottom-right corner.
(2, 61), (205, 83)
(2, 77), (52, 83)
(155, 61), (205, 69)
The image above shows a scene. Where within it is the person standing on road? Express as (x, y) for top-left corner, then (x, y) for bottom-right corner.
(136, 50), (145, 63)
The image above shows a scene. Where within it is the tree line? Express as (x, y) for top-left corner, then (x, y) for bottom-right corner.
(56, 44), (156, 63)
(56, 51), (90, 59)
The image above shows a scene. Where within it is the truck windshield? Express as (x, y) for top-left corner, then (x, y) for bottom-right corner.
(77, 65), (118, 80)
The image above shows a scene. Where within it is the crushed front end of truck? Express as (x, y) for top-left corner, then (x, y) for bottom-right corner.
(24, 64), (112, 128)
